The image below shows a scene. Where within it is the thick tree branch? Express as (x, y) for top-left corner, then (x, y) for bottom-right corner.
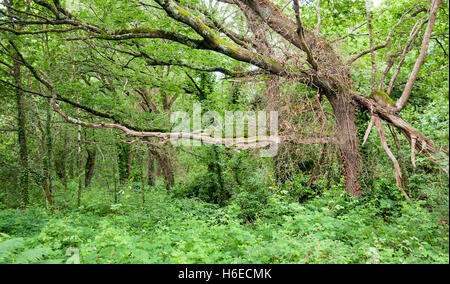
(8, 39), (333, 152)
(293, 0), (318, 70)
(352, 94), (449, 174)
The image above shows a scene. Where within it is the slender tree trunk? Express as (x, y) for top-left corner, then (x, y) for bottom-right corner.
(113, 163), (118, 203)
(13, 55), (29, 206)
(7, 0), (28, 207)
(44, 98), (54, 210)
(61, 131), (68, 191)
(127, 147), (132, 179)
(146, 146), (154, 186)
(117, 143), (131, 181)
(141, 151), (146, 205)
(84, 147), (96, 188)
(55, 132), (68, 191)
(159, 149), (174, 190)
(77, 100), (82, 207)
(328, 94), (362, 197)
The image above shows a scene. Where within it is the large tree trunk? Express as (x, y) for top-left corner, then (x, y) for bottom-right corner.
(328, 94), (362, 197)
(149, 146), (174, 190)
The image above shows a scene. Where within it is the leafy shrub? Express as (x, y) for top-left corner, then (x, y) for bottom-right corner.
(0, 208), (48, 237)
(282, 173), (322, 202)
(0, 180), (447, 264)
(361, 178), (404, 221)
(173, 171), (230, 205)
(230, 186), (271, 222)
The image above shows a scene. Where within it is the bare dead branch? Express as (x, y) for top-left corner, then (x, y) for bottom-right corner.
(374, 116), (409, 199)
(362, 116), (375, 145)
(315, 0), (321, 36)
(352, 94), (449, 175)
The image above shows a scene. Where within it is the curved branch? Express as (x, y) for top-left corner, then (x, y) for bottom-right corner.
(384, 17), (429, 94)
(352, 94), (449, 174)
(111, 47), (266, 77)
(395, 0), (442, 111)
(374, 116), (409, 199)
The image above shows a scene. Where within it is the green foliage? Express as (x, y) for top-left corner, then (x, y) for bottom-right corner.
(281, 174), (322, 202)
(230, 186), (271, 222)
(0, 180), (447, 264)
(0, 235), (60, 264)
(0, 208), (48, 237)
(173, 171), (225, 204)
(362, 178), (405, 221)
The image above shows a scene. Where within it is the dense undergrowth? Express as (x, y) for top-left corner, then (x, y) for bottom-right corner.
(0, 177), (448, 264)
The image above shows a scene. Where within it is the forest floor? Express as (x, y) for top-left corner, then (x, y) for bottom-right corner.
(0, 182), (448, 264)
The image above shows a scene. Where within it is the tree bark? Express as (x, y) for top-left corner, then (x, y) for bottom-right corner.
(77, 100), (82, 207)
(149, 146), (174, 190)
(146, 146), (155, 186)
(54, 133), (68, 191)
(12, 53), (29, 206)
(328, 94), (362, 197)
(44, 97), (55, 209)
(84, 147), (96, 188)
(117, 142), (131, 181)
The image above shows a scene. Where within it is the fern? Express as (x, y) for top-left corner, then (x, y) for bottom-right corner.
(16, 247), (52, 264)
(0, 238), (24, 260)
(38, 259), (65, 264)
(0, 238), (59, 264)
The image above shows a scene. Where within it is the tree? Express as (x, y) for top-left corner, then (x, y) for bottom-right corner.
(4, 0), (29, 205)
